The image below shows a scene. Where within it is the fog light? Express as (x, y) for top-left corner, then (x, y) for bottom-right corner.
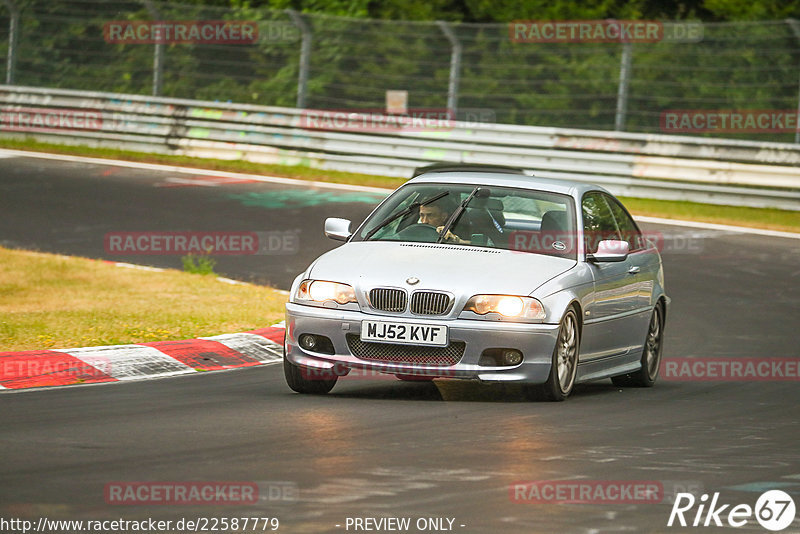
(502, 349), (523, 366)
(299, 334), (317, 350)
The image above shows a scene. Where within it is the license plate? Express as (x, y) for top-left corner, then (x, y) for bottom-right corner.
(361, 320), (448, 346)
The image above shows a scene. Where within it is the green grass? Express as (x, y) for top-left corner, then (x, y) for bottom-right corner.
(619, 197), (799, 233)
(0, 137), (797, 232)
(0, 246), (288, 352)
(181, 254), (218, 275)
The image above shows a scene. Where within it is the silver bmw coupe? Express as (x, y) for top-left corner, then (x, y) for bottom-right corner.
(284, 166), (668, 401)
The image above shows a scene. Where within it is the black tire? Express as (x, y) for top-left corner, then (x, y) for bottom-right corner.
(528, 308), (580, 402)
(283, 350), (337, 394)
(611, 303), (664, 388)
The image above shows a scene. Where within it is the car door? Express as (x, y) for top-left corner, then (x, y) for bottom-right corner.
(580, 192), (643, 360)
(604, 194), (659, 312)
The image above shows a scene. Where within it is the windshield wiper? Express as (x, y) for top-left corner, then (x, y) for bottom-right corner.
(436, 187), (486, 244)
(364, 191), (449, 241)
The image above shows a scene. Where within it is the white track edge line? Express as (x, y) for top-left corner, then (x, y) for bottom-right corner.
(0, 148), (394, 193)
(635, 215), (800, 239)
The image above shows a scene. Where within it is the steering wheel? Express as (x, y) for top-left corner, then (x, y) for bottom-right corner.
(395, 223), (440, 242)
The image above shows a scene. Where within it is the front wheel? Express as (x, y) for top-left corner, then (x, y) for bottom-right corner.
(283, 350), (337, 394)
(612, 304), (664, 388)
(528, 308), (580, 402)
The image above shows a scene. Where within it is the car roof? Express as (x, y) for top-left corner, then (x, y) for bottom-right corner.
(411, 163), (526, 177)
(408, 170), (611, 199)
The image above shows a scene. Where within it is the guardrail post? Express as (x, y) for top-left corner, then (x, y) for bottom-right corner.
(3, 0), (19, 85)
(615, 41), (633, 131)
(287, 9), (311, 109)
(436, 21), (461, 117)
(786, 19), (800, 144)
(142, 0), (163, 96)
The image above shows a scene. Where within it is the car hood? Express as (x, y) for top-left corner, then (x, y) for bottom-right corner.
(308, 241), (576, 296)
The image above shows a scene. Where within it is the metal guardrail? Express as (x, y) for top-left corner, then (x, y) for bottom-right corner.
(1, 85), (799, 210)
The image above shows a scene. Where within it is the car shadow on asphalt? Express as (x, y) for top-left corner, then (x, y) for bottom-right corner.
(323, 378), (625, 403)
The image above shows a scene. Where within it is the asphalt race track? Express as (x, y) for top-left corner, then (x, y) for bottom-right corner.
(1, 152), (799, 533)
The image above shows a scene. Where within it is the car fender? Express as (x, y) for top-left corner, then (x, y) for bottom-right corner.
(532, 263), (594, 325)
(538, 290), (590, 327)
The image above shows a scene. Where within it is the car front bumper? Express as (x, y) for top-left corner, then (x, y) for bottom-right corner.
(285, 302), (561, 384)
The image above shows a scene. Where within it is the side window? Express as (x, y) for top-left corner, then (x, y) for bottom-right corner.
(605, 195), (644, 251)
(581, 192), (620, 254)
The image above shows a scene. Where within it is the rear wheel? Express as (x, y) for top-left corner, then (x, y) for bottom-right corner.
(528, 308), (580, 401)
(283, 350), (337, 394)
(611, 304), (664, 387)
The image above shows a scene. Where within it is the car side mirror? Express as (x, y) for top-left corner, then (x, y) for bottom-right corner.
(588, 239), (629, 262)
(324, 218), (352, 241)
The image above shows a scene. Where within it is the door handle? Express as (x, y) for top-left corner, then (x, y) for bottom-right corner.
(628, 266), (640, 274)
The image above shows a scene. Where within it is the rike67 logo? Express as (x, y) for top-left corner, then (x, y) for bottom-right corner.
(668, 490), (796, 531)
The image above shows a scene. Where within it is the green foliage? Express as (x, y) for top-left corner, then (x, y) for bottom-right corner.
(181, 254), (218, 275)
(703, 0), (800, 21)
(1, 0), (799, 141)
(203, 0), (800, 22)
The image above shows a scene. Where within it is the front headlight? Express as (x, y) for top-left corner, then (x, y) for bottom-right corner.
(462, 294), (546, 320)
(296, 279), (357, 305)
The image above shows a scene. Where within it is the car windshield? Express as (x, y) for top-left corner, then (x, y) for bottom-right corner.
(354, 182), (578, 259)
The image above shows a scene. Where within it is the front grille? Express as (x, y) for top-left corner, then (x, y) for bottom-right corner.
(410, 291), (452, 315)
(347, 334), (465, 366)
(369, 288), (407, 312)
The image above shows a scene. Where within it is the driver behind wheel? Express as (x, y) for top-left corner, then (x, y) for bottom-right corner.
(418, 202), (449, 227)
(417, 197), (468, 244)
